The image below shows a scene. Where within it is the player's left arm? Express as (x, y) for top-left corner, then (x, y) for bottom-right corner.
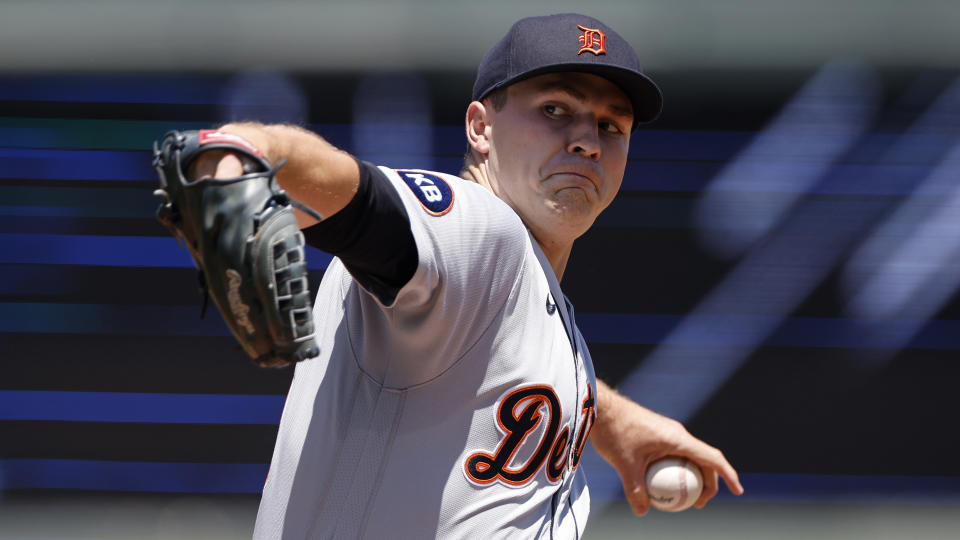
(188, 122), (360, 229)
(590, 379), (744, 516)
(187, 122), (418, 306)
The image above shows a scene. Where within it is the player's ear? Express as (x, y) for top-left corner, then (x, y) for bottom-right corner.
(465, 101), (491, 156)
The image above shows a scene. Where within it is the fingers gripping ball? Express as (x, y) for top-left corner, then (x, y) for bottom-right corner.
(645, 457), (703, 512)
(152, 129), (322, 368)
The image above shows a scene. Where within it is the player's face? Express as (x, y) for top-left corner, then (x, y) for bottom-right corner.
(484, 72), (632, 245)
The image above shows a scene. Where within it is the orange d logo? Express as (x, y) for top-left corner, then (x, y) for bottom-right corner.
(577, 24), (606, 55)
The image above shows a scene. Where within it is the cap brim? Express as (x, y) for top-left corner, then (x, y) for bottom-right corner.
(480, 63), (663, 129)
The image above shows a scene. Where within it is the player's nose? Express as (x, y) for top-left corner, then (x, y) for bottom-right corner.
(565, 115), (602, 161)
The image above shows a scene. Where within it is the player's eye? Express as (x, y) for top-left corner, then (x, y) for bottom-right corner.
(599, 120), (625, 135)
(543, 103), (570, 118)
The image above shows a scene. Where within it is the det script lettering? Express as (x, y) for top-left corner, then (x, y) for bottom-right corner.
(464, 383), (597, 487)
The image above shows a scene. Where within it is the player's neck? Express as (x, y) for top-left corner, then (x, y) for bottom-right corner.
(462, 162), (573, 280)
(532, 234), (573, 281)
(460, 162), (482, 184)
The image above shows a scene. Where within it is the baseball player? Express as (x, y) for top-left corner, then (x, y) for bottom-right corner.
(185, 13), (743, 539)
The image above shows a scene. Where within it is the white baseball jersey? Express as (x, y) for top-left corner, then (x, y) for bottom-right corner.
(254, 166), (598, 539)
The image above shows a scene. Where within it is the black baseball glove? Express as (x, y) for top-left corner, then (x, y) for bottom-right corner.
(152, 129), (321, 368)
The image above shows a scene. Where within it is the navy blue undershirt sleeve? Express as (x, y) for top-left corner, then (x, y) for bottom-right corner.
(302, 160), (418, 306)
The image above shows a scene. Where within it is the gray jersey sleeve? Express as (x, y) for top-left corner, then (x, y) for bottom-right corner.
(340, 167), (529, 389)
(302, 160), (419, 306)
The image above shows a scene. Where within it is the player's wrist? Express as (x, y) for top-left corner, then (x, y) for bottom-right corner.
(215, 122), (276, 162)
(187, 151), (246, 181)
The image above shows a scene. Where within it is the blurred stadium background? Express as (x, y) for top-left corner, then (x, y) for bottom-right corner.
(2, 1), (960, 538)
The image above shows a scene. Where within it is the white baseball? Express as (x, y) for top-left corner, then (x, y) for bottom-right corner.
(645, 457), (703, 512)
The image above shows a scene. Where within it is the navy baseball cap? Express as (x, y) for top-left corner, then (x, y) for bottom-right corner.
(472, 13), (662, 129)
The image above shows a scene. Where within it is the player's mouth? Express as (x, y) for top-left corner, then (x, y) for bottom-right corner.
(544, 171), (600, 195)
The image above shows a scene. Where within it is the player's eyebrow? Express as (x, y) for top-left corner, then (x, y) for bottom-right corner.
(535, 80), (634, 120)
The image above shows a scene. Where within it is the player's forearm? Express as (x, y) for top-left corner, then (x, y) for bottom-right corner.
(594, 379), (641, 436)
(592, 380), (676, 465)
(592, 379), (631, 462)
(219, 122), (360, 228)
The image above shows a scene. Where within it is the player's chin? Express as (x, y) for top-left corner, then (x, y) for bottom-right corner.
(551, 186), (599, 209)
(545, 199), (599, 234)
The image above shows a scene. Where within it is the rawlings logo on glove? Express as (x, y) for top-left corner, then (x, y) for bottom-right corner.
(225, 269), (256, 335)
(152, 130), (322, 368)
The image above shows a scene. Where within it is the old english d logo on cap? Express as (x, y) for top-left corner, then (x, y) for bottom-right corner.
(471, 13), (663, 126)
(576, 24), (606, 55)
